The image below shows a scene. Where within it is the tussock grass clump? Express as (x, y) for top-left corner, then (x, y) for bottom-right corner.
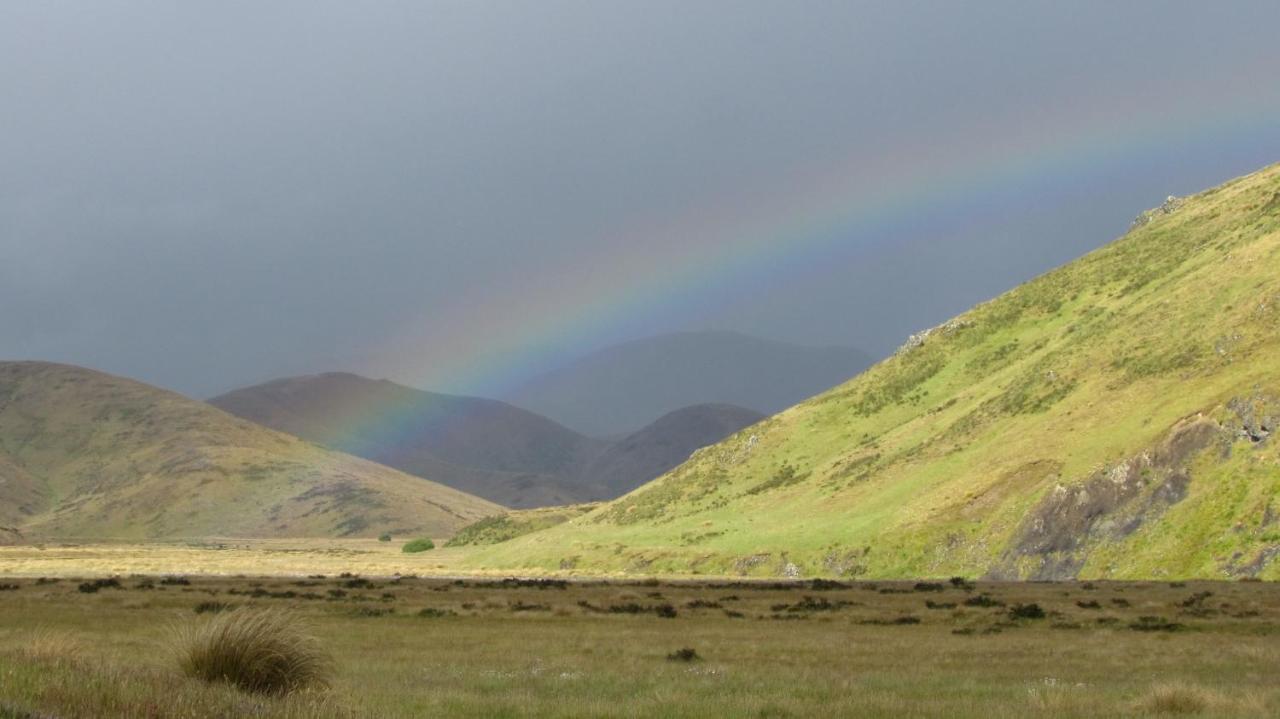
(1136, 683), (1213, 714)
(172, 608), (333, 695)
(19, 629), (87, 664)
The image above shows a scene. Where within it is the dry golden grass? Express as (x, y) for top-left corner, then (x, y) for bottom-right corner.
(173, 608), (333, 695)
(1135, 683), (1215, 715)
(0, 570), (1277, 717)
(17, 627), (87, 664)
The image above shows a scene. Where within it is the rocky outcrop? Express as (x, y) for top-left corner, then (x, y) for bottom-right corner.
(1131, 195), (1184, 227)
(993, 416), (1223, 579)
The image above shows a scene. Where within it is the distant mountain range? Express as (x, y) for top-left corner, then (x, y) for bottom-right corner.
(210, 373), (764, 508)
(502, 330), (873, 436)
(0, 362), (499, 540)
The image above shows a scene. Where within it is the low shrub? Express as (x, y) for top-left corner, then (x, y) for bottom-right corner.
(1129, 615), (1182, 632)
(402, 538), (435, 553)
(78, 578), (122, 594)
(666, 648), (700, 662)
(378, 533), (392, 542)
(1008, 603), (1046, 620)
(418, 607), (457, 618)
(172, 608), (333, 695)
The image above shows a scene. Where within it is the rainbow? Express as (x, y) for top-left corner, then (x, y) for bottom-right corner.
(332, 79), (1279, 450)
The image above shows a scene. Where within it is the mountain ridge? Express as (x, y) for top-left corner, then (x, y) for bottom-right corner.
(459, 161), (1280, 580)
(211, 373), (764, 507)
(0, 361), (500, 540)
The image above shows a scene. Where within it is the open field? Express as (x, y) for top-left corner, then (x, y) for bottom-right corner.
(0, 561), (1277, 717)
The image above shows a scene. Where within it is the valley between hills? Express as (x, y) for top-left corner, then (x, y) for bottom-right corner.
(2, 160), (1279, 719)
(1, 161), (1277, 583)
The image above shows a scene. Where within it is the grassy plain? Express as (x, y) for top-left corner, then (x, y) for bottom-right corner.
(0, 553), (1277, 718)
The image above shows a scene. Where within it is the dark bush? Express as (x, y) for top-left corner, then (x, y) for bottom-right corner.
(1008, 603), (1046, 620)
(963, 594), (1004, 608)
(78, 578), (122, 593)
(666, 648), (700, 662)
(1130, 616), (1183, 632)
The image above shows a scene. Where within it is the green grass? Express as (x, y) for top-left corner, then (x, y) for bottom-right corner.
(401, 538), (435, 553)
(455, 161), (1280, 580)
(0, 574), (1277, 717)
(445, 504), (602, 547)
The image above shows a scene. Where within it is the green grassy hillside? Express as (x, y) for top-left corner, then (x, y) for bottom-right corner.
(0, 362), (501, 540)
(461, 162), (1280, 580)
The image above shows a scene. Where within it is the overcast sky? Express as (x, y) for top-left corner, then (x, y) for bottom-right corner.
(4, 1), (1280, 398)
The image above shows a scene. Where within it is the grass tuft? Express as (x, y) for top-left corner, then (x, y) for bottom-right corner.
(1136, 683), (1213, 715)
(172, 608), (333, 695)
(19, 628), (87, 664)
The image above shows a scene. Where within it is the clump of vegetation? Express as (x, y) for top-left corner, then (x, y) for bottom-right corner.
(417, 607), (457, 618)
(666, 648), (700, 662)
(1008, 603), (1046, 620)
(401, 538), (435, 553)
(193, 601), (233, 614)
(1076, 599), (1102, 609)
(77, 578), (122, 593)
(378, 533), (392, 542)
(1129, 615), (1183, 632)
(18, 629), (87, 664)
(159, 576), (191, 586)
(963, 594), (1004, 608)
(172, 608), (333, 695)
(745, 463), (809, 495)
(1135, 683), (1213, 715)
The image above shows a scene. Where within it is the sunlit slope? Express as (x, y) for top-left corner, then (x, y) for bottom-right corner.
(463, 162), (1280, 579)
(0, 362), (500, 540)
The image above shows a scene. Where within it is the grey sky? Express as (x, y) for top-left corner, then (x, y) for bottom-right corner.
(3, 1), (1280, 397)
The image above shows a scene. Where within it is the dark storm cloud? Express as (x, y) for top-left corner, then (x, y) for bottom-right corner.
(3, 1), (1280, 396)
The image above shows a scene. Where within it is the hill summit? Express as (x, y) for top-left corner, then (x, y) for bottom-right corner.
(462, 161), (1280, 580)
(0, 362), (499, 539)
